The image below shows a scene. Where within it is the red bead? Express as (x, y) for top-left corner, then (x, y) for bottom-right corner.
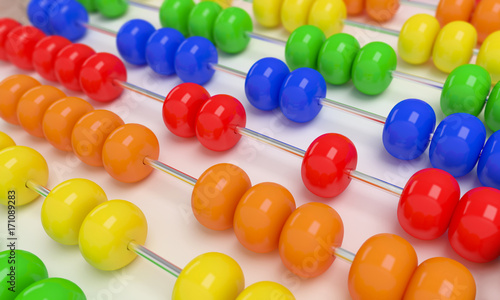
(32, 36), (72, 82)
(448, 187), (500, 263)
(195, 94), (246, 151)
(79, 52), (127, 102)
(5, 26), (45, 70)
(398, 168), (460, 240)
(301, 133), (358, 198)
(55, 43), (96, 91)
(163, 83), (210, 138)
(0, 18), (21, 61)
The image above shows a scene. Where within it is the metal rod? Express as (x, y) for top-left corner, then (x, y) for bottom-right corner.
(80, 22), (117, 37)
(399, 0), (437, 9)
(246, 32), (287, 46)
(144, 157), (198, 186)
(26, 180), (50, 197)
(128, 241), (182, 277)
(210, 63), (247, 79)
(128, 0), (161, 11)
(347, 169), (403, 197)
(115, 80), (165, 103)
(391, 70), (444, 90)
(334, 247), (356, 264)
(320, 98), (386, 124)
(343, 20), (400, 37)
(236, 127), (307, 157)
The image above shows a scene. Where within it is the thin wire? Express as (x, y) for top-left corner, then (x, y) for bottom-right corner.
(144, 157), (198, 186)
(347, 170), (403, 197)
(80, 22), (117, 37)
(399, 0), (437, 9)
(128, 241), (182, 277)
(115, 80), (165, 103)
(320, 98), (386, 124)
(236, 127), (306, 157)
(391, 70), (444, 90)
(210, 63), (248, 79)
(128, 0), (161, 11)
(334, 247), (356, 264)
(25, 180), (50, 197)
(246, 32), (287, 46)
(344, 20), (400, 37)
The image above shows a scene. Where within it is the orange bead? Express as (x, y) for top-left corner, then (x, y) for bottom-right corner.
(17, 85), (66, 137)
(348, 233), (417, 300)
(345, 0), (364, 15)
(366, 0), (399, 22)
(71, 110), (124, 167)
(436, 0), (475, 26)
(471, 0), (500, 44)
(0, 75), (40, 125)
(403, 257), (476, 300)
(278, 203), (344, 278)
(233, 182), (296, 253)
(192, 163), (252, 231)
(42, 97), (94, 151)
(102, 124), (160, 183)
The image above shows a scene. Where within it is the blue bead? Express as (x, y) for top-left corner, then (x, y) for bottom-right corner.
(245, 57), (290, 111)
(146, 28), (185, 76)
(116, 19), (156, 65)
(27, 0), (54, 35)
(279, 68), (325, 123)
(174, 36), (217, 85)
(429, 113), (486, 177)
(477, 131), (500, 189)
(383, 99), (436, 160)
(50, 0), (88, 42)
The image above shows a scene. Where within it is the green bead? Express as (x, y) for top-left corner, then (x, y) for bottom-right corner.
(352, 42), (397, 95)
(285, 25), (325, 71)
(485, 81), (500, 131)
(15, 278), (86, 300)
(0, 250), (48, 300)
(96, 0), (128, 18)
(188, 1), (223, 43)
(318, 33), (360, 85)
(160, 0), (195, 37)
(441, 64), (491, 116)
(77, 0), (98, 12)
(213, 7), (253, 54)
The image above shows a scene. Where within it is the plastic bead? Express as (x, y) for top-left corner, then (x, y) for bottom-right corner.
(0, 18), (21, 61)
(279, 203), (344, 278)
(234, 182), (296, 253)
(5, 26), (45, 70)
(0, 132), (15, 151)
(172, 252), (245, 300)
(471, 0), (500, 44)
(253, 0), (284, 28)
(42, 178), (107, 245)
(188, 1), (222, 43)
(77, 0), (98, 12)
(192, 163), (252, 231)
(236, 281), (295, 300)
(116, 19), (155, 66)
(159, 0), (195, 37)
(477, 131), (500, 189)
(429, 113), (486, 177)
(175, 36), (218, 85)
(318, 33), (360, 85)
(307, 0), (346, 37)
(344, 0), (364, 15)
(96, 0), (128, 18)
(32, 36), (72, 81)
(16, 278), (86, 300)
(279, 68), (326, 123)
(79, 200), (148, 270)
(27, 0), (54, 35)
(0, 75), (40, 125)
(163, 83), (210, 137)
(245, 57), (290, 111)
(55, 43), (96, 91)
(383, 99), (436, 160)
(476, 31), (500, 85)
(366, 0), (400, 22)
(49, 0), (88, 42)
(348, 233), (417, 300)
(435, 0), (475, 26)
(280, 0), (316, 32)
(398, 14), (441, 65)
(195, 94), (246, 151)
(79, 52), (127, 102)
(213, 7), (253, 54)
(0, 146), (48, 206)
(448, 187), (500, 263)
(398, 168), (460, 240)
(145, 28), (185, 76)
(432, 21), (477, 74)
(485, 82), (500, 131)
(352, 42), (397, 95)
(285, 25), (325, 70)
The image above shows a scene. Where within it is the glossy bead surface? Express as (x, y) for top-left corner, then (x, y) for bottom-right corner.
(15, 278), (85, 300)
(32, 36), (72, 81)
(318, 33), (360, 85)
(49, 0), (88, 41)
(435, 0), (475, 26)
(27, 0), (54, 35)
(0, 75), (40, 125)
(285, 25), (325, 70)
(0, 132), (15, 151)
(398, 14), (441, 65)
(478, 131), (500, 189)
(213, 7), (252, 54)
(281, 0), (316, 32)
(485, 81), (500, 131)
(188, 1), (222, 43)
(0, 18), (21, 61)
(471, 0), (500, 44)
(345, 0), (364, 15)
(159, 0), (195, 36)
(55, 43), (96, 91)
(383, 99), (436, 160)
(5, 26), (45, 70)
(146, 28), (185, 76)
(253, 0), (284, 27)
(192, 163), (251, 231)
(236, 281), (295, 300)
(116, 19), (155, 65)
(77, 0), (98, 12)
(476, 31), (500, 85)
(175, 36), (218, 85)
(96, 0), (128, 18)
(308, 0), (346, 37)
(366, 0), (399, 22)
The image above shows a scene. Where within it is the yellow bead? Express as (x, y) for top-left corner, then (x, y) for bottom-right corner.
(79, 200), (148, 271)
(42, 179), (107, 245)
(398, 14), (441, 65)
(432, 21), (477, 73)
(0, 132), (15, 151)
(253, 0), (284, 28)
(307, 0), (346, 37)
(0, 146), (48, 206)
(477, 31), (500, 85)
(172, 252), (245, 300)
(236, 281), (295, 300)
(281, 0), (316, 33)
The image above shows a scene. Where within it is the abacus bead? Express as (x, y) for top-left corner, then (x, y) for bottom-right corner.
(352, 42), (397, 95)
(432, 21), (477, 73)
(345, 0), (364, 15)
(279, 203), (344, 278)
(159, 0), (195, 37)
(302, 133), (358, 198)
(163, 83), (210, 137)
(195, 94), (246, 151)
(17, 85), (66, 138)
(281, 0), (316, 32)
(382, 99), (436, 160)
(77, 0), (98, 12)
(398, 14), (441, 65)
(79, 52), (127, 102)
(188, 1), (222, 43)
(0, 132), (15, 151)
(448, 187), (500, 262)
(32, 36), (72, 81)
(317, 33), (360, 85)
(471, 0), (500, 44)
(403, 257), (476, 300)
(245, 57), (290, 111)
(0, 75), (40, 125)
(348, 234), (417, 300)
(175, 36), (218, 85)
(236, 282), (295, 300)
(213, 7), (253, 54)
(16, 278), (86, 300)
(308, 0), (346, 37)
(172, 253), (245, 300)
(398, 169), (460, 240)
(27, 0), (53, 35)
(441, 64), (491, 116)
(5, 26), (46, 70)
(285, 25), (325, 70)
(233, 182), (296, 253)
(145, 28), (184, 76)
(42, 178), (107, 245)
(435, 0), (475, 26)
(0, 146), (48, 206)
(429, 113), (486, 177)
(279, 68), (325, 123)
(253, 0), (284, 27)
(191, 163), (252, 231)
(71, 110), (125, 167)
(49, 0), (88, 42)
(96, 0), (128, 18)
(477, 131), (500, 189)
(366, 0), (399, 22)
(79, 200), (148, 270)
(476, 31), (500, 85)
(55, 43), (96, 91)
(117, 19), (155, 65)
(485, 82), (500, 131)
(0, 18), (21, 61)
